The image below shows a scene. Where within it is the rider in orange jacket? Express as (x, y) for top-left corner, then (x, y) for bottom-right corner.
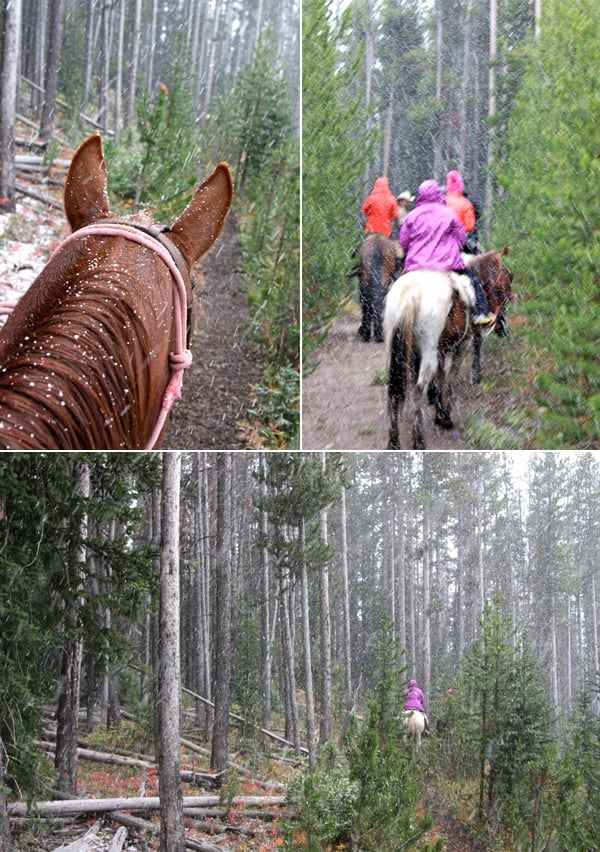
(445, 170), (477, 248)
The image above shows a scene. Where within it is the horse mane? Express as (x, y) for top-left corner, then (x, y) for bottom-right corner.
(0, 241), (166, 449)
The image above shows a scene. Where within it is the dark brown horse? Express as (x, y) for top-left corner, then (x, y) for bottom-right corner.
(0, 135), (232, 449)
(383, 249), (513, 449)
(465, 248), (513, 384)
(352, 233), (403, 342)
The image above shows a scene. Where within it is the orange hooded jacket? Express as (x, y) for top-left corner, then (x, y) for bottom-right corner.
(445, 170), (476, 233)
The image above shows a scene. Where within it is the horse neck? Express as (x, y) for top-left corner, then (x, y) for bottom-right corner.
(0, 244), (175, 449)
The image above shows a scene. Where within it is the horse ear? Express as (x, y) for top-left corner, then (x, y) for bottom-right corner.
(168, 163), (233, 267)
(502, 245), (509, 257)
(64, 135), (111, 231)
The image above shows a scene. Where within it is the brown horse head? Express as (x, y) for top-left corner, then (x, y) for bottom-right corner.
(0, 135), (233, 450)
(64, 134), (233, 270)
(469, 248), (513, 315)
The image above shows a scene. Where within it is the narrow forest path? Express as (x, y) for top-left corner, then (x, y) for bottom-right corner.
(163, 211), (262, 449)
(302, 304), (514, 450)
(426, 781), (489, 851)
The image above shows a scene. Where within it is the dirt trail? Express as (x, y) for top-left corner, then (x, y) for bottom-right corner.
(301, 304), (494, 451)
(157, 212), (262, 450)
(426, 784), (489, 851)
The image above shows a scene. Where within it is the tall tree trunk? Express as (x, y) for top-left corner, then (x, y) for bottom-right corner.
(340, 486), (353, 714)
(484, 0), (498, 237)
(40, 0), (65, 141)
(157, 452), (184, 851)
(318, 454), (332, 744)
(211, 454), (233, 772)
(127, 0), (142, 127)
(201, 0), (223, 120)
(279, 562), (300, 752)
(260, 456), (272, 734)
(422, 502), (431, 702)
(0, 724), (11, 849)
(433, 0), (443, 177)
(300, 519), (317, 767)
(459, 0), (474, 172)
(114, 0), (126, 143)
(0, 0), (22, 211)
(55, 460), (89, 793)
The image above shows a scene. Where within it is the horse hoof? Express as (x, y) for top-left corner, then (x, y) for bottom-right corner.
(358, 328), (371, 342)
(388, 437), (401, 450)
(374, 335), (384, 343)
(435, 412), (453, 429)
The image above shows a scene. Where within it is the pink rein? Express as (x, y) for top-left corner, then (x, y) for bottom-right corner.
(2, 222), (193, 450)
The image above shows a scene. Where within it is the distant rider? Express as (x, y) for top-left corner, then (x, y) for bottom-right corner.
(362, 176), (399, 238)
(404, 678), (429, 733)
(445, 169), (479, 254)
(400, 179), (495, 325)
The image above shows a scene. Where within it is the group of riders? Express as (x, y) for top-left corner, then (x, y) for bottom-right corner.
(361, 171), (497, 327)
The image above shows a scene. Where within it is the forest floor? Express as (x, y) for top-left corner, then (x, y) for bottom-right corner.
(0, 146), (262, 451)
(302, 303), (523, 451)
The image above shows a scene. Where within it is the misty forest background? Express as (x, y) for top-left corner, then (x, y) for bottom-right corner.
(303, 0), (599, 450)
(1, 451), (598, 849)
(0, 0), (300, 447)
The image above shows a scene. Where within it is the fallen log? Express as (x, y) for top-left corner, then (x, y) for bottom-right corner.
(182, 687), (308, 754)
(8, 794), (286, 817)
(15, 182), (62, 209)
(50, 821), (102, 851)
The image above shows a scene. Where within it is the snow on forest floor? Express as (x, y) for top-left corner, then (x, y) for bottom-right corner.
(0, 195), (68, 314)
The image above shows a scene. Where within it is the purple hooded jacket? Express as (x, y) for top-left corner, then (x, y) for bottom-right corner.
(400, 180), (467, 273)
(404, 679), (426, 712)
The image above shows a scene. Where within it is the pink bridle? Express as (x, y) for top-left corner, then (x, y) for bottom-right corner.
(1, 221), (193, 450)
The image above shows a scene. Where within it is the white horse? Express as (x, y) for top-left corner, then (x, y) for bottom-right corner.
(403, 709), (427, 752)
(383, 270), (475, 449)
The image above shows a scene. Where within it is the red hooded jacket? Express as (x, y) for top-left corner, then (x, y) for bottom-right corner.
(362, 177), (399, 238)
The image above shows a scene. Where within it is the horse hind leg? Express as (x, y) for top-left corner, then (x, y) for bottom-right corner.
(471, 327), (482, 384)
(387, 329), (406, 449)
(358, 277), (372, 341)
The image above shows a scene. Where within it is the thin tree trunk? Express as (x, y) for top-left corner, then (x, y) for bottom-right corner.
(260, 456), (272, 734)
(340, 487), (353, 713)
(201, 0), (223, 120)
(211, 454), (233, 772)
(40, 0), (65, 141)
(300, 520), (317, 767)
(459, 0), (473, 172)
(319, 455), (332, 744)
(55, 461), (89, 793)
(127, 0), (142, 127)
(433, 0), (443, 178)
(0, 0), (22, 211)
(484, 0), (498, 237)
(157, 452), (184, 851)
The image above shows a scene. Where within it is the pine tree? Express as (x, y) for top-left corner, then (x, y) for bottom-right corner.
(302, 0), (377, 360)
(492, 0), (600, 447)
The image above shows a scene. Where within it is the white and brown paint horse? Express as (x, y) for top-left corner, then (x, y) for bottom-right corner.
(0, 135), (233, 449)
(383, 249), (513, 449)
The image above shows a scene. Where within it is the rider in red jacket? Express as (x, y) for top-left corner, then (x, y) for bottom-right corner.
(362, 177), (399, 238)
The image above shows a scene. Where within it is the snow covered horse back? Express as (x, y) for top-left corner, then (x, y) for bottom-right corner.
(0, 135), (233, 449)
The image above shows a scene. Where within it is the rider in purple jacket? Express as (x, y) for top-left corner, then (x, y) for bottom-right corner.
(404, 679), (426, 712)
(399, 179), (494, 324)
